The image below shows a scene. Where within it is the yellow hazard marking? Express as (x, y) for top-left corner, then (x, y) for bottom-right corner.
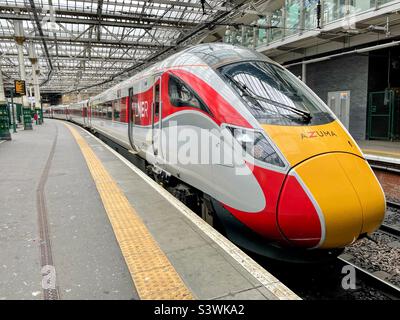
(64, 123), (194, 300)
(362, 148), (400, 158)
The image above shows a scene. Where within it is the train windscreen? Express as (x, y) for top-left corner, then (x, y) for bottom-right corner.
(218, 61), (335, 126)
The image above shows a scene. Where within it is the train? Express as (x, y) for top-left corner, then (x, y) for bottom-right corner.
(46, 43), (386, 262)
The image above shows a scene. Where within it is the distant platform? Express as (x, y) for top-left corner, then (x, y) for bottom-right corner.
(357, 140), (400, 164)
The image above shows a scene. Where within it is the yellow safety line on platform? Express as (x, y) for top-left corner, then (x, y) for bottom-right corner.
(64, 123), (194, 300)
(362, 148), (400, 158)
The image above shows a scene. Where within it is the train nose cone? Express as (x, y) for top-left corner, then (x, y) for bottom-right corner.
(277, 153), (386, 249)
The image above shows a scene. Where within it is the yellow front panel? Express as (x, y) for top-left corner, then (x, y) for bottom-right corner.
(262, 121), (363, 167)
(335, 154), (386, 234)
(295, 154), (363, 248)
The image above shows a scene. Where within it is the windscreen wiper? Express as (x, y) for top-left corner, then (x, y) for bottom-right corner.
(225, 74), (312, 122)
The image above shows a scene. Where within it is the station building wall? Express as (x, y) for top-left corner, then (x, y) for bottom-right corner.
(288, 55), (369, 140)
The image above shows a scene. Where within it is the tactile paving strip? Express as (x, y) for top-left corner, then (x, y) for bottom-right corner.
(65, 123), (194, 300)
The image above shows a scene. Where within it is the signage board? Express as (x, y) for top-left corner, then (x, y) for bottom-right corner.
(14, 80), (26, 96)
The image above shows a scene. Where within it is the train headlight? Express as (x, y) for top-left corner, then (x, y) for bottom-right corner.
(226, 126), (285, 167)
(234, 131), (254, 144)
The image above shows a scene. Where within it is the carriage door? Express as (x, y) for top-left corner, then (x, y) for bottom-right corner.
(128, 87), (139, 152)
(152, 75), (162, 157)
(87, 102), (91, 126)
(83, 102), (88, 126)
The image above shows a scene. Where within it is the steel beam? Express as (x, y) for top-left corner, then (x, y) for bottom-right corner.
(28, 0), (53, 86)
(0, 5), (198, 28)
(0, 35), (177, 48)
(1, 53), (142, 62)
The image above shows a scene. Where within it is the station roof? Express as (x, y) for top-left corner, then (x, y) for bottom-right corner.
(0, 0), (258, 95)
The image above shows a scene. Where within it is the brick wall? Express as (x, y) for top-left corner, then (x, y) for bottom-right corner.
(288, 55), (369, 140)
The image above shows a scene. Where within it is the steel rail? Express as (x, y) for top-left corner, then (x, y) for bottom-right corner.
(379, 223), (400, 238)
(387, 201), (400, 210)
(338, 257), (400, 300)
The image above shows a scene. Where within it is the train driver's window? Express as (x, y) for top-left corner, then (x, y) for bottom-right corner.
(168, 75), (208, 112)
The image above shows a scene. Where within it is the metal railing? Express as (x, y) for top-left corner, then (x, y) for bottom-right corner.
(223, 0), (398, 49)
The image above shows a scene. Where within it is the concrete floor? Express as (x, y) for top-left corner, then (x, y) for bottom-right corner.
(0, 120), (297, 300)
(0, 121), (137, 299)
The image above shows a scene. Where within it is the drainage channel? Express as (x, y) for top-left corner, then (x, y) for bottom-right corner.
(36, 124), (60, 300)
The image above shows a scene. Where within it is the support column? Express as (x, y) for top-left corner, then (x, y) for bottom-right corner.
(0, 69), (11, 140)
(299, 0), (305, 35)
(252, 26), (258, 49)
(32, 65), (41, 110)
(265, 13), (272, 45)
(241, 26), (246, 46)
(1, 71), (17, 134)
(0, 69), (5, 103)
(302, 62), (307, 84)
(29, 42), (42, 124)
(29, 85), (33, 109)
(14, 21), (29, 109)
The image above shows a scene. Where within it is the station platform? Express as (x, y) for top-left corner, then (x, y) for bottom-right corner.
(357, 140), (400, 164)
(0, 119), (298, 300)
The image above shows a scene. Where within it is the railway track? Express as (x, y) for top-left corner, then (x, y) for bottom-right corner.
(369, 158), (400, 239)
(337, 257), (400, 300)
(250, 253), (400, 300)
(335, 202), (400, 300)
(387, 200), (400, 210)
(368, 158), (400, 206)
(380, 223), (400, 238)
(382, 201), (400, 238)
(368, 159), (400, 174)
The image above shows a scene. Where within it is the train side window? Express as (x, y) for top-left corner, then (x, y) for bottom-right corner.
(113, 100), (120, 121)
(154, 83), (160, 117)
(168, 75), (209, 113)
(106, 102), (112, 119)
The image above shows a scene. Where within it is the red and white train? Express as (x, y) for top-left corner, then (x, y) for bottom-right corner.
(47, 43), (386, 262)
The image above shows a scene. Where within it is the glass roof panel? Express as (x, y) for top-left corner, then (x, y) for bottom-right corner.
(0, 0), (251, 94)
